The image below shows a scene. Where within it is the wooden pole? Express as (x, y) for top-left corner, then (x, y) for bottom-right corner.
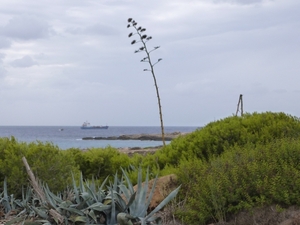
(235, 94), (243, 116)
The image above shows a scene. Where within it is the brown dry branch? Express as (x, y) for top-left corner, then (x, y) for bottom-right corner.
(22, 156), (64, 224)
(22, 156), (46, 203)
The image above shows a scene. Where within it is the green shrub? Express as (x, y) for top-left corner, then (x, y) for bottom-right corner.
(176, 138), (300, 224)
(65, 146), (132, 181)
(0, 137), (80, 194)
(153, 112), (300, 171)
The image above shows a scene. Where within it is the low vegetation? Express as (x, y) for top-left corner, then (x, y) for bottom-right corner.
(1, 111), (300, 224)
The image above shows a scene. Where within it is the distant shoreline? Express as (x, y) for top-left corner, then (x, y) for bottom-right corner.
(81, 132), (189, 141)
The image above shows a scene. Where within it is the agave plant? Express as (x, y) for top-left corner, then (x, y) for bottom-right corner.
(117, 167), (181, 225)
(1, 164), (180, 225)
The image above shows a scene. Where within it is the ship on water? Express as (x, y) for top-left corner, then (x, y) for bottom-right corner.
(81, 121), (108, 129)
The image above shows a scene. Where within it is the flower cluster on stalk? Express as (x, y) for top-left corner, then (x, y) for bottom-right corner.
(127, 18), (162, 68)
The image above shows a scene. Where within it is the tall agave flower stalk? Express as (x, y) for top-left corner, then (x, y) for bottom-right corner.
(127, 18), (166, 146)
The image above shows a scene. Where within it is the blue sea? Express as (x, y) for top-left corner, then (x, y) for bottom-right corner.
(0, 126), (198, 150)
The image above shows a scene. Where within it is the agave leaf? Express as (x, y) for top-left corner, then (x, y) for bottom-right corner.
(119, 184), (131, 202)
(112, 172), (119, 191)
(111, 187), (116, 223)
(88, 209), (97, 223)
(146, 185), (181, 220)
(125, 192), (136, 211)
(5, 216), (25, 225)
(99, 176), (109, 192)
(121, 168), (135, 194)
(43, 188), (57, 209)
(86, 185), (98, 202)
(138, 174), (158, 217)
(87, 202), (112, 211)
(22, 186), (32, 203)
(80, 191), (91, 201)
(72, 172), (80, 204)
(59, 205), (85, 215)
(44, 184), (63, 204)
(114, 192), (131, 212)
(59, 200), (72, 208)
(2, 177), (11, 213)
(79, 172), (86, 193)
(69, 215), (88, 223)
(32, 206), (48, 219)
(135, 168), (150, 216)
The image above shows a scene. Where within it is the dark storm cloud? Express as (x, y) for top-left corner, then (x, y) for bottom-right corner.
(0, 14), (52, 40)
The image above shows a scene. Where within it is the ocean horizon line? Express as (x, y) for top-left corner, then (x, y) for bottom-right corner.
(0, 125), (200, 127)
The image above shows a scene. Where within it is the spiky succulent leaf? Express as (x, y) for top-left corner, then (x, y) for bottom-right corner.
(80, 191), (91, 202)
(79, 172), (86, 193)
(88, 209), (97, 223)
(121, 168), (135, 194)
(32, 206), (48, 219)
(69, 215), (88, 223)
(58, 205), (85, 215)
(72, 172), (80, 204)
(44, 184), (63, 205)
(5, 217), (26, 225)
(137, 174), (158, 217)
(105, 187), (117, 225)
(87, 202), (111, 211)
(2, 177), (12, 213)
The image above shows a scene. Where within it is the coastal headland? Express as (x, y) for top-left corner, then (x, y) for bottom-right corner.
(82, 131), (188, 141)
(81, 132), (189, 155)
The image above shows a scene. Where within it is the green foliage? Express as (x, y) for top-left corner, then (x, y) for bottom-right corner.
(0, 137), (80, 194)
(176, 138), (300, 224)
(65, 146), (131, 181)
(153, 112), (300, 171)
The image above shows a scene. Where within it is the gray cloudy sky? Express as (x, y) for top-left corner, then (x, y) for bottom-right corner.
(0, 0), (299, 126)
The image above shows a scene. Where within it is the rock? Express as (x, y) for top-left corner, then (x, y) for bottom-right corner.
(82, 132), (188, 141)
(133, 174), (178, 211)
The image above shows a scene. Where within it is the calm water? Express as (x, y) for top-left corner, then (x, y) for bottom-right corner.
(0, 126), (198, 150)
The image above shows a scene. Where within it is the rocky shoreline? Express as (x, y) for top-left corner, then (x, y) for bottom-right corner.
(82, 131), (188, 141)
(80, 132), (190, 155)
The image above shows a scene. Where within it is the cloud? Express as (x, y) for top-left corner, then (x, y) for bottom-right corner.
(0, 14), (52, 40)
(212, 0), (264, 4)
(66, 23), (119, 36)
(0, 37), (11, 48)
(0, 53), (7, 77)
(10, 55), (38, 68)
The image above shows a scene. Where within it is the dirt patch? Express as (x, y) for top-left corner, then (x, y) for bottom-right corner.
(118, 146), (162, 156)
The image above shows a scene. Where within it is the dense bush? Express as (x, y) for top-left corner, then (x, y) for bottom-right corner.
(151, 112), (300, 171)
(175, 138), (300, 224)
(64, 146), (132, 181)
(0, 137), (80, 194)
